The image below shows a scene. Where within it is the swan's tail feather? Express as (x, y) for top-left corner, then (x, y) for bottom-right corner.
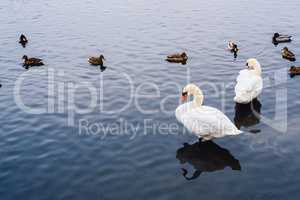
(234, 95), (251, 104)
(227, 129), (242, 136)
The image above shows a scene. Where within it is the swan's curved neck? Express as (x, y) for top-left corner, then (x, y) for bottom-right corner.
(254, 66), (261, 76)
(190, 87), (203, 107)
(252, 63), (262, 76)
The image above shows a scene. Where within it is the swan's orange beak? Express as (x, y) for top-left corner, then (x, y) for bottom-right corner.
(181, 92), (188, 102)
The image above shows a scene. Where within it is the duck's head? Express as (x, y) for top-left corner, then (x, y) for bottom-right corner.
(181, 52), (187, 58)
(233, 44), (238, 51)
(290, 66), (296, 70)
(22, 55), (28, 60)
(233, 44), (238, 55)
(282, 47), (289, 51)
(20, 34), (27, 42)
(273, 33), (280, 39)
(99, 54), (105, 60)
(246, 58), (261, 76)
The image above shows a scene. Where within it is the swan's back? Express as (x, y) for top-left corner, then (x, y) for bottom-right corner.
(234, 69), (263, 104)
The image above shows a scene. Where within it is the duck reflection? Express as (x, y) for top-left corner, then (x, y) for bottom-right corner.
(100, 66), (107, 72)
(176, 141), (241, 180)
(234, 99), (261, 130)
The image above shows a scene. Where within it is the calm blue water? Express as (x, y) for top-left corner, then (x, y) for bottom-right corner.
(1, 0), (300, 199)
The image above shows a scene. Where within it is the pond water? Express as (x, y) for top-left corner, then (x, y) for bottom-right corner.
(1, 0), (300, 199)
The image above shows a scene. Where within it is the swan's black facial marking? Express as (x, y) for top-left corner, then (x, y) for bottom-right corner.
(247, 62), (255, 70)
(181, 91), (188, 102)
(246, 62), (249, 69)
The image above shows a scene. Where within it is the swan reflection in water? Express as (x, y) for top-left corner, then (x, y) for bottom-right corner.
(176, 141), (241, 180)
(234, 99), (261, 131)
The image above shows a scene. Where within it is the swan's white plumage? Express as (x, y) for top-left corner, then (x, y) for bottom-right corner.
(176, 103), (241, 140)
(234, 59), (263, 104)
(176, 84), (241, 141)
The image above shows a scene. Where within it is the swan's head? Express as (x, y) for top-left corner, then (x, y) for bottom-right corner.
(181, 84), (203, 105)
(246, 58), (261, 76)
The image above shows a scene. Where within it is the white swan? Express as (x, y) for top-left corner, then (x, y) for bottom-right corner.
(175, 84), (241, 141)
(234, 58), (263, 104)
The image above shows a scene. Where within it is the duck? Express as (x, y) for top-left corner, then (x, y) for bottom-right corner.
(22, 55), (44, 68)
(176, 141), (241, 180)
(175, 84), (241, 141)
(89, 54), (105, 67)
(289, 66), (300, 76)
(166, 52), (188, 64)
(19, 34), (28, 47)
(272, 33), (292, 44)
(234, 58), (263, 104)
(228, 41), (239, 58)
(282, 47), (296, 61)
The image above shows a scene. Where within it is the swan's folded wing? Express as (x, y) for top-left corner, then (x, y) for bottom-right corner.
(179, 107), (239, 137)
(175, 102), (192, 123)
(235, 70), (263, 96)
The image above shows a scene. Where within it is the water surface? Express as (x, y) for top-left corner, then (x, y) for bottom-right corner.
(1, 0), (300, 199)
